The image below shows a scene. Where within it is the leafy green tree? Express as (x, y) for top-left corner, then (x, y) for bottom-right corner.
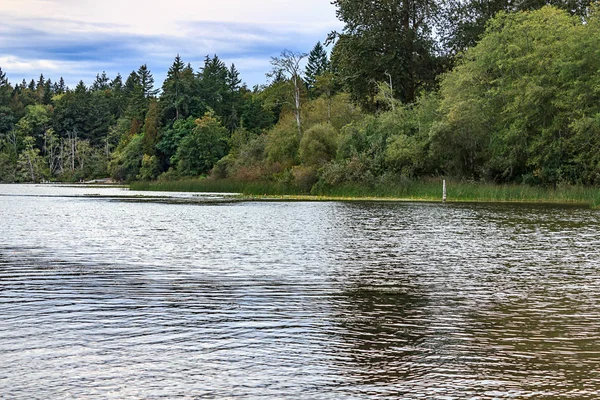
(330, 0), (442, 107)
(156, 116), (196, 167)
(175, 113), (229, 176)
(138, 154), (160, 180)
(142, 99), (159, 155)
(17, 136), (48, 182)
(109, 134), (144, 181)
(435, 6), (600, 184)
(299, 122), (338, 167)
(444, 0), (593, 54)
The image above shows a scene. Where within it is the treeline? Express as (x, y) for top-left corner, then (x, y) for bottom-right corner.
(1, 1), (599, 189)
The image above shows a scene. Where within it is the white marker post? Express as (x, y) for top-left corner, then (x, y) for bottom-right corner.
(443, 180), (447, 203)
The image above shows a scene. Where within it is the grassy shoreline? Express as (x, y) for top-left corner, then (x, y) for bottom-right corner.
(129, 178), (600, 207)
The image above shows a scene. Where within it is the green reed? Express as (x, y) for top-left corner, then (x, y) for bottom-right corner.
(130, 178), (600, 207)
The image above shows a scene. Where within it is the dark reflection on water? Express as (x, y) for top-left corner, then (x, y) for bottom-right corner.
(2, 185), (600, 398)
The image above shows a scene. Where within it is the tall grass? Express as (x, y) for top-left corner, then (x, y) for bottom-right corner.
(130, 178), (600, 206)
(130, 179), (297, 196)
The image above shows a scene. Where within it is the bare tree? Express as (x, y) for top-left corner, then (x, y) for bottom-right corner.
(269, 50), (307, 137)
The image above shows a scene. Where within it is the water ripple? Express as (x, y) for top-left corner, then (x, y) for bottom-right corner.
(2, 185), (600, 398)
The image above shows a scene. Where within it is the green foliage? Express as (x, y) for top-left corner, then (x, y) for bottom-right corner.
(156, 116), (196, 166)
(142, 99), (159, 155)
(299, 123), (338, 167)
(138, 154), (161, 180)
(16, 136), (48, 182)
(265, 117), (300, 166)
(330, 0), (442, 107)
(305, 42), (330, 95)
(175, 113), (229, 176)
(160, 55), (198, 122)
(436, 6), (600, 185)
(109, 134), (144, 181)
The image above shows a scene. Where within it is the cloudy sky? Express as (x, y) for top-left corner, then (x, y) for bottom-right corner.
(0, 0), (342, 90)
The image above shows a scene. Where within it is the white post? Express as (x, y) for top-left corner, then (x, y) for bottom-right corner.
(443, 180), (447, 203)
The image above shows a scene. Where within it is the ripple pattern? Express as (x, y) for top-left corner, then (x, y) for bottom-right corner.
(2, 185), (600, 398)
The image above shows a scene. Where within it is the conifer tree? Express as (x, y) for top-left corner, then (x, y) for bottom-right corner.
(137, 64), (159, 99)
(305, 42), (330, 93)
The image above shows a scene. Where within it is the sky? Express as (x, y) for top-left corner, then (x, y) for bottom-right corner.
(0, 0), (342, 90)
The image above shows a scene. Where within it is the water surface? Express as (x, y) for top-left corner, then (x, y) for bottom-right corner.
(1, 184), (600, 398)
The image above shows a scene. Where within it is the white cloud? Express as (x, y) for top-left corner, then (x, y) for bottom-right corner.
(0, 56), (65, 73)
(0, 0), (342, 36)
(0, 0), (343, 87)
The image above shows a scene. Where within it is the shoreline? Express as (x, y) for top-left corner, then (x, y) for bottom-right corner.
(129, 179), (599, 208)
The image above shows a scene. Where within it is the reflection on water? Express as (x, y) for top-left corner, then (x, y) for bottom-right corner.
(2, 184), (600, 398)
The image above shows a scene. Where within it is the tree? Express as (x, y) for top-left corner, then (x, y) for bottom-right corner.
(269, 50), (307, 136)
(137, 64), (159, 99)
(305, 42), (330, 95)
(198, 55), (228, 116)
(161, 55), (197, 121)
(175, 113), (229, 176)
(329, 0), (442, 108)
(141, 99), (159, 155)
(224, 63), (243, 132)
(92, 71), (110, 92)
(299, 123), (338, 167)
(435, 6), (600, 184)
(0, 68), (14, 135)
(443, 0), (593, 54)
(53, 77), (67, 95)
(156, 116), (196, 167)
(17, 136), (47, 182)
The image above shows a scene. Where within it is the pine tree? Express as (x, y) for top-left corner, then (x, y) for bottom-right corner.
(160, 54), (196, 121)
(53, 77), (66, 95)
(0, 68), (8, 86)
(305, 42), (330, 92)
(137, 64), (159, 99)
(92, 71), (110, 91)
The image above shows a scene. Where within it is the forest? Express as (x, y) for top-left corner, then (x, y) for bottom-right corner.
(1, 0), (600, 192)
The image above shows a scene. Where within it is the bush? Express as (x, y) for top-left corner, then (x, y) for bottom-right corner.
(299, 123), (338, 167)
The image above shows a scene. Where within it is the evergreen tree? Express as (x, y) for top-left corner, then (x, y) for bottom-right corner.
(161, 55), (196, 121)
(224, 64), (243, 132)
(0, 67), (14, 135)
(305, 42), (330, 93)
(198, 55), (228, 116)
(42, 79), (53, 105)
(92, 71), (110, 91)
(0, 68), (7, 87)
(123, 71), (145, 121)
(36, 74), (45, 91)
(137, 64), (159, 99)
(109, 74), (126, 118)
(53, 77), (67, 94)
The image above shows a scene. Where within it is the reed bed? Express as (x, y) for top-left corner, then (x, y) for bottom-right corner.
(130, 179), (600, 207)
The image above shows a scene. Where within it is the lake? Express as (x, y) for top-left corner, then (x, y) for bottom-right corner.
(1, 184), (600, 399)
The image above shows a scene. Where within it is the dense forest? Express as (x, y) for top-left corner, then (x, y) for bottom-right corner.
(1, 0), (599, 190)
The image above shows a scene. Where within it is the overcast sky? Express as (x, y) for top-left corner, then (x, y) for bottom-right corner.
(0, 0), (342, 89)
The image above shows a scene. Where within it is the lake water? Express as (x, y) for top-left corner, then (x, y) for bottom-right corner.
(2, 184), (600, 399)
